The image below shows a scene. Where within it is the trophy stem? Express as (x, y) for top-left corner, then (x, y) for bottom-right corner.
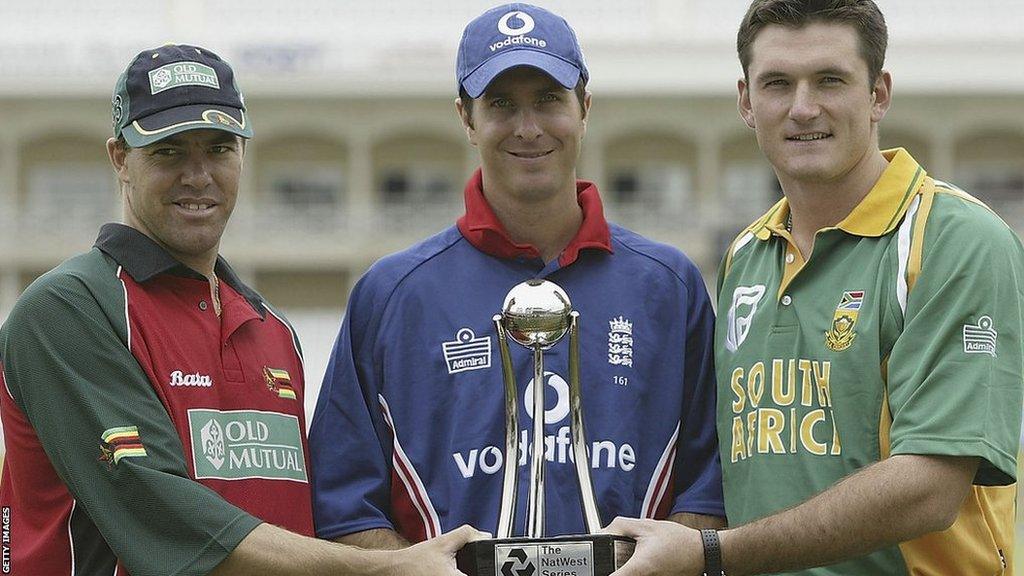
(493, 315), (519, 540)
(526, 346), (546, 538)
(568, 312), (603, 533)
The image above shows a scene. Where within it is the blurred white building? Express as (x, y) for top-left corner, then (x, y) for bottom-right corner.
(1, 1), (1023, 419)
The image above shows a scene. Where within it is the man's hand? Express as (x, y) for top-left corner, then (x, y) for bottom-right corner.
(387, 525), (490, 576)
(604, 517), (704, 576)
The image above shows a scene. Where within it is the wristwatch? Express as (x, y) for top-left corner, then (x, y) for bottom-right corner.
(700, 529), (726, 576)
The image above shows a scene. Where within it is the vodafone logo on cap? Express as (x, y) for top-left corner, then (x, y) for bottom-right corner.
(488, 10), (547, 51)
(497, 11), (535, 36)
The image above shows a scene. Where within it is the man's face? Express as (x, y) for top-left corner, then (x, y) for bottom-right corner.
(108, 129), (243, 270)
(738, 22), (891, 186)
(457, 66), (590, 201)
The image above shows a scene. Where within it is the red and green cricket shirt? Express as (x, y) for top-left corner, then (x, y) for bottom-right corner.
(0, 224), (313, 576)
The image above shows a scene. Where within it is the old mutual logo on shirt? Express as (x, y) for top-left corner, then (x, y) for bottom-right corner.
(187, 409), (307, 482)
(824, 291), (864, 352)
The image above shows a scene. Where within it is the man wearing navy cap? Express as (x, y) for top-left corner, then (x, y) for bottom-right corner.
(309, 4), (726, 550)
(0, 44), (482, 576)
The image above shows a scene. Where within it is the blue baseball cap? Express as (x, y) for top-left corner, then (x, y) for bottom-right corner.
(112, 44), (252, 147)
(456, 3), (589, 98)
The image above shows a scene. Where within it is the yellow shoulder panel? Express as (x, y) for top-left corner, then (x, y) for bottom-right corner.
(898, 484), (1014, 575)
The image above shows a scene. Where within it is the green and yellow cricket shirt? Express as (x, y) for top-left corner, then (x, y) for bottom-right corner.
(716, 149), (1023, 575)
(0, 224), (313, 576)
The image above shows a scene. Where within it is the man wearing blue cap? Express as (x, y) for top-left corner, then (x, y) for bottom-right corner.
(309, 4), (726, 550)
(0, 43), (482, 576)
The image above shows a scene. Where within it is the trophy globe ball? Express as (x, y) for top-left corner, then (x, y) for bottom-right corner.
(501, 279), (573, 349)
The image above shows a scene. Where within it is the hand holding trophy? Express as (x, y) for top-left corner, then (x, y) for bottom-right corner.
(457, 279), (635, 576)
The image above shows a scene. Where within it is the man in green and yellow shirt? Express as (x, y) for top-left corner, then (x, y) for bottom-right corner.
(607, 1), (1023, 574)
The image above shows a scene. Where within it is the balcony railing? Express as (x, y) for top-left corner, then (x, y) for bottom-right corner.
(5, 192), (1024, 271)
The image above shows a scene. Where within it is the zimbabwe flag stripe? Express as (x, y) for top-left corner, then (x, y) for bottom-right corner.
(112, 442), (145, 451)
(267, 368), (290, 382)
(101, 425), (148, 464)
(278, 388), (297, 400)
(112, 447), (148, 464)
(108, 436), (142, 446)
(102, 426), (140, 443)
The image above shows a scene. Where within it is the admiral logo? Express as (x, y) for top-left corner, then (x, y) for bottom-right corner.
(489, 10), (547, 52)
(188, 409), (307, 482)
(170, 370), (213, 387)
(148, 61), (220, 94)
(963, 315), (997, 357)
(442, 328), (492, 374)
(608, 316), (634, 367)
(453, 372), (635, 478)
(725, 285), (766, 352)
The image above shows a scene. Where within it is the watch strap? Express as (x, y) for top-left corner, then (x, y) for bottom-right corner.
(700, 528), (724, 576)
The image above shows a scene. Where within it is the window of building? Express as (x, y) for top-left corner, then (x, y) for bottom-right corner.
(720, 134), (780, 230)
(372, 134), (464, 213)
(608, 163), (692, 209)
(954, 131), (1024, 223)
(722, 162), (780, 209)
(20, 134), (115, 234)
(604, 134), (696, 212)
(25, 161), (115, 228)
(379, 163), (455, 204)
(264, 161), (345, 211)
(956, 163), (1024, 205)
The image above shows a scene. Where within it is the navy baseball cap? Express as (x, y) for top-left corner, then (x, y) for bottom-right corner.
(457, 3), (589, 98)
(112, 44), (253, 147)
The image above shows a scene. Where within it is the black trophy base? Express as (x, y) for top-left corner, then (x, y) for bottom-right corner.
(457, 534), (635, 576)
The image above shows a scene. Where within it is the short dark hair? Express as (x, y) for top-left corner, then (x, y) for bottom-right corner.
(459, 78), (588, 123)
(737, 0), (887, 85)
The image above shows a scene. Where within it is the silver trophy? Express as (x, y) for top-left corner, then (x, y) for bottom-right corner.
(456, 279), (634, 576)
